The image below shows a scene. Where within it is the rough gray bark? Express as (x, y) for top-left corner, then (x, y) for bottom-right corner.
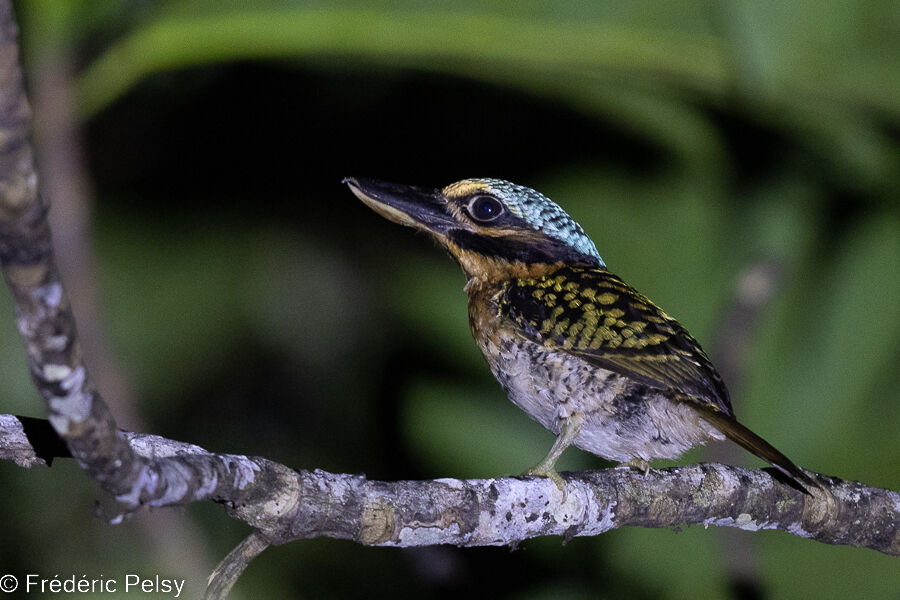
(0, 413), (63, 466)
(0, 413), (898, 556)
(0, 2), (897, 597)
(1, 0), (144, 499)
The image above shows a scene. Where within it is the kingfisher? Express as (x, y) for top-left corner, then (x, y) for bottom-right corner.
(345, 176), (815, 493)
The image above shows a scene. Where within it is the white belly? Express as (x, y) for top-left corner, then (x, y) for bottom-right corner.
(480, 334), (723, 463)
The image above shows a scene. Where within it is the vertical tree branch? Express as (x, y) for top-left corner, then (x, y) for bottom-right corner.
(0, 0), (143, 494)
(0, 0), (317, 523)
(28, 17), (217, 585)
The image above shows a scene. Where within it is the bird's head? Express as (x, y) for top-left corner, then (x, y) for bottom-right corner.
(345, 177), (604, 282)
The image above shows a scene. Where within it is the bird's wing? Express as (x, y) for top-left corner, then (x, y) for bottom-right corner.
(497, 266), (732, 415)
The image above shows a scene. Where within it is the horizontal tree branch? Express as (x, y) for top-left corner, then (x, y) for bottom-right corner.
(1, 413), (898, 555)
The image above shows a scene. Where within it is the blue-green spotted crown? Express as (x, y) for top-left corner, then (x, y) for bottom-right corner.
(460, 178), (604, 266)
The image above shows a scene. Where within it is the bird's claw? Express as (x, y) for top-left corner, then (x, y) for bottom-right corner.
(524, 465), (568, 498)
(618, 457), (651, 475)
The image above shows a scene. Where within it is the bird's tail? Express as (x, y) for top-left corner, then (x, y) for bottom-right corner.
(695, 405), (818, 494)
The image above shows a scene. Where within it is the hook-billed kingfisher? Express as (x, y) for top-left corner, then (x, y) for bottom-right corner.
(345, 176), (814, 493)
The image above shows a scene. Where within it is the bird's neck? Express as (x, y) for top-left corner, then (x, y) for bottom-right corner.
(455, 250), (565, 295)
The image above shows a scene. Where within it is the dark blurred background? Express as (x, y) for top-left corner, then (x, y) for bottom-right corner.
(1, 1), (898, 598)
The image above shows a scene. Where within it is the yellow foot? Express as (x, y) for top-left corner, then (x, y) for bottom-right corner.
(619, 457), (650, 475)
(523, 412), (584, 499)
(524, 464), (567, 494)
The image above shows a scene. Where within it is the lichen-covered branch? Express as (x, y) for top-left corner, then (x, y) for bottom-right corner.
(0, 413), (69, 466)
(0, 0), (294, 516)
(1, 413), (898, 555)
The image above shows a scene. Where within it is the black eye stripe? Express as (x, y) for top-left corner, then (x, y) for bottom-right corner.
(467, 195), (504, 222)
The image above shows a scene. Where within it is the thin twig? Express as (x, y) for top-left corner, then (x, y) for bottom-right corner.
(204, 531), (270, 600)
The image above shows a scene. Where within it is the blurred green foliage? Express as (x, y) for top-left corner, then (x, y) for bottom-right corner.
(2, 0), (899, 598)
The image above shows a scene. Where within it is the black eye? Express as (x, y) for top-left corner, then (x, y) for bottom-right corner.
(467, 195), (504, 222)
